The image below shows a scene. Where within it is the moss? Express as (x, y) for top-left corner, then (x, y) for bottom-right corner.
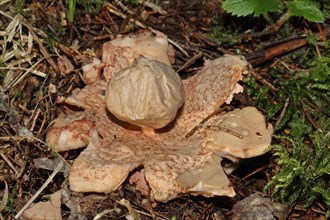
(265, 131), (330, 217)
(247, 52), (330, 216)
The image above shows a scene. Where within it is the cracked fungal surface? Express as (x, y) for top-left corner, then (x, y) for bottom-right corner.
(46, 32), (273, 202)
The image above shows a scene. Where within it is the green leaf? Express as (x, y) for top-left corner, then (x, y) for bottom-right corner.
(288, 0), (325, 22)
(223, 0), (281, 17)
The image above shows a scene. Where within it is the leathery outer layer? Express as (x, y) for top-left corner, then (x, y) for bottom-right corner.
(46, 32), (273, 202)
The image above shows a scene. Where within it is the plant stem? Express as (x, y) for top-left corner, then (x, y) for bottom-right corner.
(68, 0), (77, 25)
(263, 12), (277, 30)
(274, 11), (292, 31)
(263, 12), (274, 25)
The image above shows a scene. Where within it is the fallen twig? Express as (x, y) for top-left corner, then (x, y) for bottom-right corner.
(246, 26), (330, 66)
(177, 52), (203, 72)
(275, 98), (290, 129)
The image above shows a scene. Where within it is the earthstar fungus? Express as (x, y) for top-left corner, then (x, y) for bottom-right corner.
(46, 32), (273, 202)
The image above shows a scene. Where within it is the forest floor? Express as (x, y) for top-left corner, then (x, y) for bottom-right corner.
(0, 0), (329, 219)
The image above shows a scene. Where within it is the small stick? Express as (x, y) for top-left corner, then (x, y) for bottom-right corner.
(185, 107), (225, 138)
(37, 112), (47, 137)
(0, 181), (8, 212)
(93, 34), (114, 41)
(141, 1), (166, 15)
(93, 209), (118, 220)
(0, 67), (46, 78)
(204, 125), (243, 139)
(250, 69), (279, 91)
(241, 164), (269, 180)
(0, 150), (18, 175)
(246, 37), (307, 67)
(275, 98), (290, 129)
(0, 0), (15, 6)
(317, 23), (327, 42)
(177, 52), (203, 72)
(113, 0), (134, 15)
(30, 108), (41, 132)
(301, 100), (321, 132)
(118, 198), (139, 220)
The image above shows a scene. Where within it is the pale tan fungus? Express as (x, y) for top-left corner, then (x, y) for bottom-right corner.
(46, 112), (100, 152)
(176, 54), (249, 132)
(102, 31), (172, 81)
(22, 190), (62, 220)
(45, 32), (273, 202)
(81, 57), (104, 84)
(206, 107), (273, 159)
